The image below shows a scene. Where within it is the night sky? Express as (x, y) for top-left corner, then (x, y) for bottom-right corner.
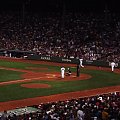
(0, 0), (119, 13)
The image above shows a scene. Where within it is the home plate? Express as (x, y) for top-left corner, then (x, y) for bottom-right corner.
(71, 75), (76, 77)
(46, 74), (56, 78)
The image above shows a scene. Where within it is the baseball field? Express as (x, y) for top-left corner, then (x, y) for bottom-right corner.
(0, 56), (120, 111)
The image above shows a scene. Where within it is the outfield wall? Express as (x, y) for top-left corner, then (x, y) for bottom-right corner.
(27, 54), (120, 68)
(0, 49), (119, 67)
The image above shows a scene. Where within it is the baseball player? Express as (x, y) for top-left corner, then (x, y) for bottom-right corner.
(79, 59), (84, 67)
(61, 66), (65, 78)
(110, 61), (116, 72)
(66, 67), (72, 76)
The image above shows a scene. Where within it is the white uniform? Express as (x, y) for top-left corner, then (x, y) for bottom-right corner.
(79, 59), (84, 67)
(61, 67), (65, 78)
(110, 62), (116, 72)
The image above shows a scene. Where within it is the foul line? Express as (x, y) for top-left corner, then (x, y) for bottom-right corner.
(0, 75), (57, 86)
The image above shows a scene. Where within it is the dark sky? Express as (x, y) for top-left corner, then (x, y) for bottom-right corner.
(0, 0), (119, 13)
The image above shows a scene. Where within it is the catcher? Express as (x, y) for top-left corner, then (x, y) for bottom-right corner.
(66, 67), (72, 76)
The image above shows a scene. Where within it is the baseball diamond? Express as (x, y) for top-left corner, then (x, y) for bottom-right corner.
(0, 1), (120, 118)
(0, 57), (120, 112)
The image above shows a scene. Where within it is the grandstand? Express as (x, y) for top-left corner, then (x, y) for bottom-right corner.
(0, 0), (120, 119)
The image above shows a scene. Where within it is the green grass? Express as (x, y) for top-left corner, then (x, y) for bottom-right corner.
(0, 60), (120, 102)
(0, 60), (59, 72)
(0, 69), (23, 82)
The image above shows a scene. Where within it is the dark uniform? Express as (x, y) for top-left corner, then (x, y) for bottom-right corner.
(77, 64), (80, 77)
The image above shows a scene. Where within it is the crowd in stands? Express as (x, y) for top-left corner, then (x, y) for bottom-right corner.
(1, 10), (120, 120)
(1, 92), (120, 120)
(0, 11), (120, 62)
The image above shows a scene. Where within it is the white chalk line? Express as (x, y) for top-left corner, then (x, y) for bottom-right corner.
(0, 74), (58, 86)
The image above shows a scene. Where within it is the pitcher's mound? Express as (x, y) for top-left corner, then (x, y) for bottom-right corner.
(21, 83), (51, 89)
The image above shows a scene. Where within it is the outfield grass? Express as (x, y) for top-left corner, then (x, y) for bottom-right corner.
(0, 60), (120, 102)
(0, 60), (60, 72)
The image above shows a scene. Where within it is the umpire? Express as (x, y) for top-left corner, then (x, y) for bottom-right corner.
(76, 64), (80, 77)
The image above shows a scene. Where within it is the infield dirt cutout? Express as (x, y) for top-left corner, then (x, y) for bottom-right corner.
(0, 57), (120, 111)
(0, 67), (91, 86)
